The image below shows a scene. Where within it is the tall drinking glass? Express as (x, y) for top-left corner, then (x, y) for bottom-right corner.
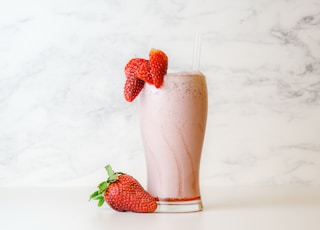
(139, 71), (208, 212)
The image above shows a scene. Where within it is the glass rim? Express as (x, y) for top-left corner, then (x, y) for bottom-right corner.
(165, 71), (205, 77)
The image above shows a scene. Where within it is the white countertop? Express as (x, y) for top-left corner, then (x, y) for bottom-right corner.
(1, 186), (320, 230)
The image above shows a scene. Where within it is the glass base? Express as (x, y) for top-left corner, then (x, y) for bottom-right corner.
(155, 199), (203, 213)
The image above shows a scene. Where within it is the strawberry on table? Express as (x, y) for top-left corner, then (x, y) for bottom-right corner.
(149, 48), (168, 88)
(90, 165), (157, 213)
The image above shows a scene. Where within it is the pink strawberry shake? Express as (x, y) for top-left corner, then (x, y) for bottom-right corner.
(139, 71), (208, 210)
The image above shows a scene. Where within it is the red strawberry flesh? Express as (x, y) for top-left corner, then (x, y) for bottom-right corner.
(135, 60), (153, 84)
(124, 58), (148, 79)
(124, 75), (145, 102)
(149, 48), (168, 88)
(122, 48), (168, 102)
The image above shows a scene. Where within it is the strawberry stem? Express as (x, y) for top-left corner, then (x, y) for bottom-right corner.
(89, 164), (124, 207)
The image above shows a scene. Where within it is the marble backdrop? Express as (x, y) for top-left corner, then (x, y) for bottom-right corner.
(0, 0), (319, 187)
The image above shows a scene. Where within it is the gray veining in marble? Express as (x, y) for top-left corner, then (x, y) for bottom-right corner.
(0, 0), (319, 186)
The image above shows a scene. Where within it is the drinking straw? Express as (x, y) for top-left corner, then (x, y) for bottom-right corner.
(192, 32), (202, 71)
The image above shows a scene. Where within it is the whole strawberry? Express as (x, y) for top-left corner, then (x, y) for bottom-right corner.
(89, 165), (157, 213)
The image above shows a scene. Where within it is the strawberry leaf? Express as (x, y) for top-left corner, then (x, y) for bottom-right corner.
(98, 197), (105, 207)
(99, 181), (109, 192)
(92, 194), (104, 200)
(89, 190), (103, 201)
(89, 190), (99, 200)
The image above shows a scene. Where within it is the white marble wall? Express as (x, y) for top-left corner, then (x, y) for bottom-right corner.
(0, 0), (319, 187)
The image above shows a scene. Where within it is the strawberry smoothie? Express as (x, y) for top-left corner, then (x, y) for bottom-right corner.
(139, 71), (208, 212)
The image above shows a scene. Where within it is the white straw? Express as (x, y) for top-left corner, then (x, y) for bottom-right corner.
(192, 32), (202, 71)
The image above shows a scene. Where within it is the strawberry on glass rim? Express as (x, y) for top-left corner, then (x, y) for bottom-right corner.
(123, 49), (168, 102)
(149, 48), (168, 88)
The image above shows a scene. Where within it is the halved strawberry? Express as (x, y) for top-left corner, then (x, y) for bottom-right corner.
(123, 49), (168, 102)
(124, 58), (148, 79)
(149, 49), (168, 88)
(135, 60), (153, 84)
(90, 165), (157, 213)
(124, 75), (145, 102)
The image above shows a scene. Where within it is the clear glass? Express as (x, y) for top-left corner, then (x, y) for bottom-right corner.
(139, 72), (208, 212)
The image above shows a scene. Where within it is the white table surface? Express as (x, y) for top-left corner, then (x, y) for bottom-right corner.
(1, 186), (320, 230)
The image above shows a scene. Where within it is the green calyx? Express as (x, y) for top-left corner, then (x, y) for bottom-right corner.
(89, 165), (124, 207)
